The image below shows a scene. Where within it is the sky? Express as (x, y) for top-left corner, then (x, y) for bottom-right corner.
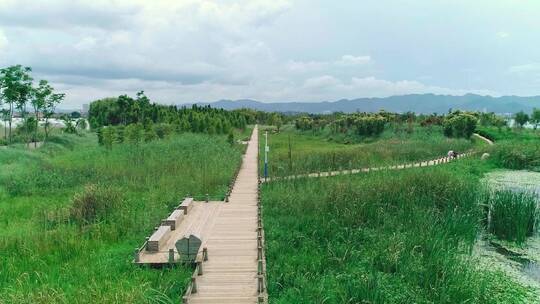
(0, 0), (539, 108)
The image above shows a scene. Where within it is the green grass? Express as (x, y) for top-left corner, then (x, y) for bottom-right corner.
(475, 126), (540, 171)
(0, 131), (244, 303)
(262, 161), (533, 303)
(486, 190), (539, 244)
(260, 125), (479, 177)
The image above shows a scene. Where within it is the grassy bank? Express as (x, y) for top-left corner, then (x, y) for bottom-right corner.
(260, 125), (479, 177)
(262, 161), (533, 303)
(476, 127), (540, 171)
(0, 132), (244, 302)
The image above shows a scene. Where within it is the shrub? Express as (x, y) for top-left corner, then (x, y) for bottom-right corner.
(492, 141), (540, 170)
(443, 113), (477, 138)
(154, 123), (172, 139)
(69, 184), (123, 225)
(125, 123), (143, 144)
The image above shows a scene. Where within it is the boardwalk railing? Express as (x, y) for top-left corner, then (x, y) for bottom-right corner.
(257, 169), (268, 303)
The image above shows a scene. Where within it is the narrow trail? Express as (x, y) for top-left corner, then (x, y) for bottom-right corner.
(186, 126), (264, 304)
(263, 133), (492, 183)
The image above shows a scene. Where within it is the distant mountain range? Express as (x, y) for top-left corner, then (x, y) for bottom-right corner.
(194, 94), (540, 114)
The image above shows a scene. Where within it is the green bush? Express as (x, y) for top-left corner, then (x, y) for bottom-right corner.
(443, 113), (478, 138)
(492, 141), (540, 170)
(69, 184), (123, 226)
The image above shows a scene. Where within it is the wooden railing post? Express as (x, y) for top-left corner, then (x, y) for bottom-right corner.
(191, 277), (197, 293)
(134, 248), (140, 263)
(168, 248), (174, 263)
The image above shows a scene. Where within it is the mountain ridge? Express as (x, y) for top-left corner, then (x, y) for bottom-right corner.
(191, 94), (540, 114)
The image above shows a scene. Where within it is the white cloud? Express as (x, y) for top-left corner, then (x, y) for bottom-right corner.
(303, 75), (341, 89)
(0, 29), (7, 50)
(288, 55), (371, 73)
(497, 31), (510, 39)
(508, 63), (540, 74)
(0, 0), (520, 106)
(337, 55), (371, 66)
(74, 36), (97, 51)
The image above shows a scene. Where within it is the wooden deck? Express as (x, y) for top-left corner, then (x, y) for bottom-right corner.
(134, 127), (264, 302)
(136, 201), (223, 264)
(185, 126), (263, 303)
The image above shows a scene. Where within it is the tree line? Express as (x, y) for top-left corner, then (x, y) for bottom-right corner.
(88, 93), (266, 147)
(0, 65), (66, 146)
(287, 108), (540, 140)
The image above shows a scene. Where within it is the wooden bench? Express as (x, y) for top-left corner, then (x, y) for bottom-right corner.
(147, 225), (171, 252)
(162, 209), (184, 230)
(179, 197), (194, 215)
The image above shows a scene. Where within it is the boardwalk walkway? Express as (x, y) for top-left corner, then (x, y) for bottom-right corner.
(186, 126), (263, 303)
(263, 132), (493, 183)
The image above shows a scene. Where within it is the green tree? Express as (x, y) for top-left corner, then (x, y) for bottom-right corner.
(61, 115), (77, 134)
(492, 116), (507, 132)
(443, 113), (477, 138)
(125, 123), (143, 144)
(0, 109), (9, 140)
(31, 80), (53, 147)
(76, 118), (88, 131)
(43, 93), (65, 143)
(531, 108), (540, 130)
(227, 131), (234, 146)
(0, 65), (33, 144)
(102, 127), (115, 149)
(514, 111), (529, 129)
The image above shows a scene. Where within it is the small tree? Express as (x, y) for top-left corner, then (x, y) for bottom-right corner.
(0, 65), (33, 144)
(43, 93), (65, 143)
(125, 123), (143, 144)
(531, 108), (540, 130)
(61, 115), (77, 134)
(227, 131), (234, 146)
(0, 109), (9, 140)
(492, 116), (507, 132)
(31, 80), (53, 147)
(76, 118), (88, 131)
(443, 113), (477, 138)
(102, 127), (115, 149)
(514, 111), (529, 129)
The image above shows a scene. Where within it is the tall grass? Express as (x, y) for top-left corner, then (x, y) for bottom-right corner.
(262, 164), (531, 303)
(486, 190), (539, 244)
(260, 125), (476, 178)
(0, 132), (243, 302)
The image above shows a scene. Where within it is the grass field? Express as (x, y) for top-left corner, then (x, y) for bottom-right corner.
(261, 160), (535, 303)
(0, 131), (245, 303)
(260, 125), (482, 178)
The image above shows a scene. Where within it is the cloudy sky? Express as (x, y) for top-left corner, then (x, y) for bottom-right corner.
(0, 0), (539, 108)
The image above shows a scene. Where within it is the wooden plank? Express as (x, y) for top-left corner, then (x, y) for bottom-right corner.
(147, 225), (171, 252)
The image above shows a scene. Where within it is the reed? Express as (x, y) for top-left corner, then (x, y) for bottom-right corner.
(262, 164), (531, 303)
(487, 190), (539, 244)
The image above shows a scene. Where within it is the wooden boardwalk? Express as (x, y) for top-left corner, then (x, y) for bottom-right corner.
(263, 151), (478, 183)
(186, 126), (263, 303)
